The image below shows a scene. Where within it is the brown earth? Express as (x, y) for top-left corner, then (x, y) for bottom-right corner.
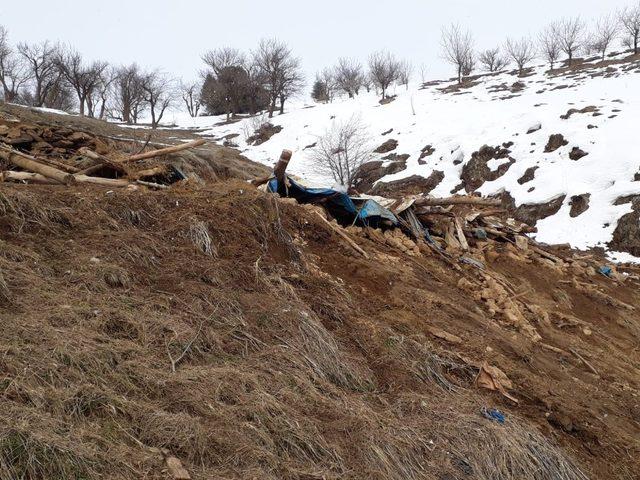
(1, 107), (640, 480)
(1, 177), (639, 480)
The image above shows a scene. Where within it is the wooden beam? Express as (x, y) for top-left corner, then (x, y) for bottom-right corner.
(0, 147), (75, 185)
(315, 211), (369, 259)
(118, 139), (206, 164)
(414, 196), (502, 208)
(1, 171), (59, 184)
(273, 149), (292, 185)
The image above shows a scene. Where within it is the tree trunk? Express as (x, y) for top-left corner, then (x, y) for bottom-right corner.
(0, 149), (75, 185)
(279, 95), (285, 114)
(118, 139), (207, 164)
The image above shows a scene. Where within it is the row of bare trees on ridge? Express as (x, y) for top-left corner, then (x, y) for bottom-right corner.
(0, 2), (639, 122)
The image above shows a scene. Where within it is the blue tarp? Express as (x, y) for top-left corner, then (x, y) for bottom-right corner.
(267, 176), (398, 227)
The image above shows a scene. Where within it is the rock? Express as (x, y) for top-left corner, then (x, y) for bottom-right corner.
(246, 123), (282, 146)
(526, 122), (542, 134)
(418, 144), (435, 163)
(517, 166), (538, 184)
(352, 157), (407, 192)
(544, 134), (568, 152)
(500, 192), (566, 227)
(374, 139), (398, 154)
(427, 326), (463, 344)
(609, 195), (640, 256)
(515, 236), (529, 251)
(560, 105), (599, 120)
(371, 171), (445, 197)
(569, 147), (588, 160)
(460, 145), (515, 192)
(569, 194), (590, 217)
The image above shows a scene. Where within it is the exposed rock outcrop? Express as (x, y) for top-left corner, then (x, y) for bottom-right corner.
(569, 194), (591, 217)
(460, 145), (515, 192)
(371, 170), (445, 197)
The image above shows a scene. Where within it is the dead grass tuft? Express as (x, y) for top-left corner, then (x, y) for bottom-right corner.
(0, 429), (92, 480)
(0, 191), (71, 233)
(296, 311), (374, 391)
(365, 425), (433, 480)
(0, 268), (9, 304)
(136, 409), (216, 464)
(188, 218), (216, 256)
(103, 267), (132, 289)
(451, 416), (589, 480)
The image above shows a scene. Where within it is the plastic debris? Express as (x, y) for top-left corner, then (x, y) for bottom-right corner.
(481, 407), (506, 424)
(599, 265), (613, 278)
(474, 228), (488, 240)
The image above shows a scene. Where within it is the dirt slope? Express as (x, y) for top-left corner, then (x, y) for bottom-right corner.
(0, 175), (638, 479)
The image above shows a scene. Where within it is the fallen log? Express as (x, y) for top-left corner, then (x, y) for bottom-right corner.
(0, 147), (75, 185)
(414, 196), (502, 208)
(37, 156), (80, 173)
(315, 211), (369, 259)
(74, 174), (131, 187)
(1, 170), (132, 188)
(251, 175), (272, 187)
(77, 148), (128, 174)
(136, 180), (169, 190)
(131, 165), (168, 180)
(1, 171), (59, 184)
(118, 139), (206, 164)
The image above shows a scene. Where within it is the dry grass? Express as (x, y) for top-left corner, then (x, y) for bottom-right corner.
(0, 268), (9, 305)
(450, 416), (589, 480)
(0, 429), (93, 480)
(0, 191), (71, 233)
(296, 311), (374, 392)
(0, 179), (636, 479)
(188, 218), (216, 256)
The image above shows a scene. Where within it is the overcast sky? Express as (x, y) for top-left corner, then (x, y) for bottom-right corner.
(0, 0), (634, 83)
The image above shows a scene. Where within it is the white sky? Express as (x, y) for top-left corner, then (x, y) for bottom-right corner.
(0, 0), (634, 84)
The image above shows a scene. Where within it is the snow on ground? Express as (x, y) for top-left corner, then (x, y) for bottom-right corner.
(168, 53), (640, 257)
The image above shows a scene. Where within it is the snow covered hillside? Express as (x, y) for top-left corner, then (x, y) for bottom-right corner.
(171, 53), (640, 260)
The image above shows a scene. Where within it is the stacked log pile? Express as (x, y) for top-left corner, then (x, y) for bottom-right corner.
(0, 119), (205, 189)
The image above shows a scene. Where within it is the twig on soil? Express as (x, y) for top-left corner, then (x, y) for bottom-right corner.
(314, 211), (369, 259)
(569, 347), (599, 376)
(166, 322), (204, 373)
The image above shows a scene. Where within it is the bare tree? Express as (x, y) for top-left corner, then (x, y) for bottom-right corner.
(619, 2), (640, 54)
(113, 64), (146, 124)
(478, 47), (509, 72)
(141, 70), (175, 128)
(309, 115), (371, 190)
(539, 23), (562, 69)
(441, 24), (475, 84)
(17, 40), (61, 107)
(252, 38), (304, 117)
(504, 37), (537, 75)
(180, 81), (201, 117)
(56, 46), (107, 116)
(319, 67), (336, 102)
(368, 50), (400, 100)
(397, 60), (413, 90)
(88, 66), (117, 119)
(461, 51), (476, 77)
(589, 15), (619, 60)
(418, 64), (428, 84)
(333, 58), (364, 98)
(557, 17), (585, 65)
(202, 47), (245, 75)
(0, 26), (29, 102)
